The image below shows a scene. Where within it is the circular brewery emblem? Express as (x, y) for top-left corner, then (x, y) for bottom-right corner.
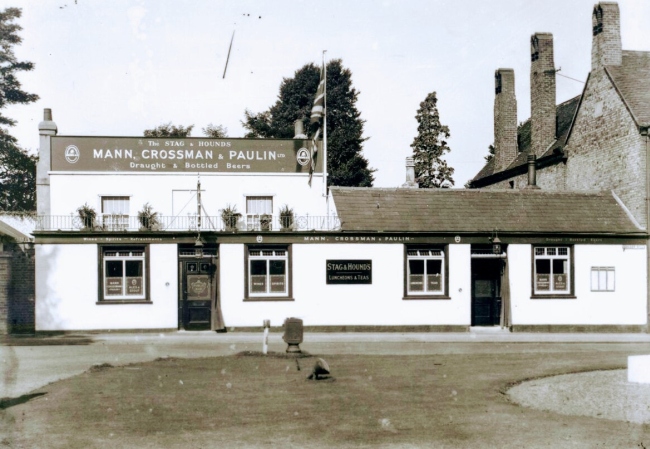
(64, 145), (80, 164)
(296, 148), (310, 166)
(256, 235), (263, 243)
(454, 235), (461, 243)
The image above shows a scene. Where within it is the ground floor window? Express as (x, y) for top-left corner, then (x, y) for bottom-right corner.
(100, 246), (148, 301)
(245, 246), (292, 300)
(404, 246), (448, 298)
(533, 246), (572, 296)
(591, 266), (615, 292)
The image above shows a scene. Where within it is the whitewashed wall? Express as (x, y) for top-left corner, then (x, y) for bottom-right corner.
(218, 243), (472, 327)
(35, 243), (178, 331)
(49, 172), (328, 219)
(509, 244), (647, 325)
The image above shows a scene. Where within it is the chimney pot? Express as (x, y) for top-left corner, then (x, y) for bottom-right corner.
(402, 157), (418, 188)
(293, 119), (307, 139)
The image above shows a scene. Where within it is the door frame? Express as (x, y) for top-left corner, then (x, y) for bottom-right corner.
(470, 246), (505, 327)
(178, 244), (218, 331)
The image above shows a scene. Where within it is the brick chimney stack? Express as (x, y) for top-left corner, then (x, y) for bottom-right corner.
(530, 33), (557, 158)
(493, 69), (518, 172)
(591, 2), (622, 70)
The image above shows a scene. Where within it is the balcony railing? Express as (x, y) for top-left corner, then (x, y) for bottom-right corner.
(35, 214), (341, 232)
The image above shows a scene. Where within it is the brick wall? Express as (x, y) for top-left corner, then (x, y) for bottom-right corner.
(485, 162), (567, 190)
(564, 67), (646, 227)
(494, 69), (518, 172)
(530, 33), (557, 158)
(592, 2), (622, 70)
(0, 244), (35, 334)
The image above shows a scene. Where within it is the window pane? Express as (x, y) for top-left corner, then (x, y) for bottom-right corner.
(599, 269), (607, 291)
(606, 269), (615, 291)
(426, 260), (442, 292)
(552, 259), (568, 291)
(102, 196), (129, 214)
(409, 260), (424, 275)
(591, 268), (599, 291)
(535, 259), (551, 291)
(125, 260), (143, 277)
(106, 260), (123, 277)
(270, 260), (285, 275)
(250, 260), (267, 276)
(270, 274), (286, 293)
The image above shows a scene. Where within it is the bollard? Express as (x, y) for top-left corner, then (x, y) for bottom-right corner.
(282, 317), (303, 353)
(262, 319), (270, 355)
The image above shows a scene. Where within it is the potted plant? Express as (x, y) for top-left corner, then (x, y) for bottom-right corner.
(76, 203), (97, 230)
(279, 204), (294, 231)
(259, 214), (272, 231)
(221, 204), (241, 231)
(138, 203), (160, 231)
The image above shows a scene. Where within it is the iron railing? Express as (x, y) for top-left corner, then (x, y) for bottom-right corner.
(35, 214), (341, 232)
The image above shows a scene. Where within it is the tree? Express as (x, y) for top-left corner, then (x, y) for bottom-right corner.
(143, 122), (194, 138)
(202, 123), (228, 138)
(243, 59), (374, 187)
(410, 92), (454, 188)
(484, 144), (495, 163)
(0, 8), (39, 211)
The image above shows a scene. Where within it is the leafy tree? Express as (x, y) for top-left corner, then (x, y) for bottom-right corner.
(202, 123), (228, 138)
(143, 122), (194, 138)
(0, 8), (39, 211)
(410, 92), (454, 188)
(484, 144), (495, 163)
(243, 59), (374, 187)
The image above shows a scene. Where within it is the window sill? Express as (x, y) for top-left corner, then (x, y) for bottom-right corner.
(244, 297), (295, 302)
(530, 295), (576, 300)
(403, 295), (451, 300)
(97, 300), (153, 305)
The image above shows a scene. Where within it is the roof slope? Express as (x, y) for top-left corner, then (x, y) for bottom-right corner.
(607, 51), (650, 127)
(331, 187), (643, 234)
(0, 214), (35, 242)
(471, 96), (580, 183)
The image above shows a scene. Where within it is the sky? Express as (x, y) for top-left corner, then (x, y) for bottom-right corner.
(3, 0), (650, 187)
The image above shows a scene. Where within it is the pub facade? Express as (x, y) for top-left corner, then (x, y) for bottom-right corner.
(34, 111), (648, 332)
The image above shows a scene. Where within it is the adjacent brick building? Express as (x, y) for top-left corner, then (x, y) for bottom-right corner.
(470, 2), (649, 227)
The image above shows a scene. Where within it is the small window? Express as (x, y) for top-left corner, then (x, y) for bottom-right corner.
(246, 196), (273, 231)
(405, 247), (447, 298)
(533, 246), (572, 295)
(246, 246), (291, 299)
(101, 246), (147, 301)
(591, 267), (615, 292)
(102, 196), (130, 230)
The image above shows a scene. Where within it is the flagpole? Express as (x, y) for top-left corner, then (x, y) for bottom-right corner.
(322, 50), (328, 199)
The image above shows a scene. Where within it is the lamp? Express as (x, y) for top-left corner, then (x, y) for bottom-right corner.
(194, 234), (204, 258)
(489, 229), (502, 255)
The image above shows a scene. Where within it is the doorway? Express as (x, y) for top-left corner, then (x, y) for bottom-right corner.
(178, 246), (217, 331)
(471, 258), (503, 326)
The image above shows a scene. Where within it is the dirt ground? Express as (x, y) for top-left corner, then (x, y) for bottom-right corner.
(2, 336), (650, 448)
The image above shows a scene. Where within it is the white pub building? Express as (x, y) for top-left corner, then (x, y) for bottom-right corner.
(34, 110), (648, 333)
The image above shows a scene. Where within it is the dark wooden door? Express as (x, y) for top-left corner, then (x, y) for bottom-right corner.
(471, 259), (502, 326)
(180, 258), (215, 330)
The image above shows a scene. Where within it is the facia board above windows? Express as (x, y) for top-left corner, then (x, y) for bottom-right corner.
(52, 137), (323, 174)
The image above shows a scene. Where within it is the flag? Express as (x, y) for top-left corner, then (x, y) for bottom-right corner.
(309, 63), (325, 186)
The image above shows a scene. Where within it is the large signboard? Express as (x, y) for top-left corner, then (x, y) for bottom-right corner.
(51, 137), (322, 174)
(326, 260), (372, 284)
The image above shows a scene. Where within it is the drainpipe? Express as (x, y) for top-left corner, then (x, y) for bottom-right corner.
(524, 154), (540, 189)
(641, 126), (650, 333)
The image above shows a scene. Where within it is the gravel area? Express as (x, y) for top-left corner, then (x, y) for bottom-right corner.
(508, 369), (650, 424)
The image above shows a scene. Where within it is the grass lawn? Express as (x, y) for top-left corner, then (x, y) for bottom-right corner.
(3, 346), (650, 448)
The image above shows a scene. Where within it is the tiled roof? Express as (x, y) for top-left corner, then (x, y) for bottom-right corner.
(607, 51), (650, 127)
(471, 96), (580, 183)
(331, 187), (643, 234)
(0, 214), (35, 242)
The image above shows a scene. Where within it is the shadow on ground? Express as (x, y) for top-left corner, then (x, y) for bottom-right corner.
(0, 333), (94, 346)
(0, 393), (47, 410)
